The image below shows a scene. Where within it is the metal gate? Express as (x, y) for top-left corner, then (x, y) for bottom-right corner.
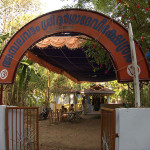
(101, 107), (117, 150)
(6, 107), (39, 150)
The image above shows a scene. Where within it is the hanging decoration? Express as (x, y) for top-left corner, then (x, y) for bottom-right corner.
(36, 36), (86, 49)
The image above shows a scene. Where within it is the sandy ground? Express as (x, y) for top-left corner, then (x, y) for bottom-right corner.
(39, 115), (101, 150)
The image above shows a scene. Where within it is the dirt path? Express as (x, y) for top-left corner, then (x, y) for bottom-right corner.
(39, 115), (101, 150)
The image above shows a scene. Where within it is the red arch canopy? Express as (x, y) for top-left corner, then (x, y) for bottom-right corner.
(0, 9), (149, 83)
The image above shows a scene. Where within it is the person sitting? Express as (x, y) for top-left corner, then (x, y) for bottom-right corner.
(69, 104), (74, 112)
(61, 105), (67, 113)
(61, 105), (67, 121)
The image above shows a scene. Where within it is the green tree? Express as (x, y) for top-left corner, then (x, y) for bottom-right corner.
(0, 0), (41, 34)
(0, 0), (45, 106)
(0, 0), (42, 54)
(69, 0), (150, 53)
(0, 33), (9, 53)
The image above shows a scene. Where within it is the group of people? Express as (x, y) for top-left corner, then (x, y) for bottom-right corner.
(61, 104), (74, 113)
(40, 94), (86, 121)
(61, 95), (86, 115)
(61, 104), (75, 121)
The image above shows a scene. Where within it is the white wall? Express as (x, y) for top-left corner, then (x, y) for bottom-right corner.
(0, 105), (7, 150)
(0, 105), (24, 150)
(115, 108), (150, 150)
(54, 94), (74, 104)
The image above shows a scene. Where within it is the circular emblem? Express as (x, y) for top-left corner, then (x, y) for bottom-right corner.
(0, 69), (8, 79)
(127, 64), (141, 77)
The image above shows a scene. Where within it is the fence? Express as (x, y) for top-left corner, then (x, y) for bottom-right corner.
(6, 107), (39, 150)
(49, 109), (61, 123)
(101, 107), (117, 150)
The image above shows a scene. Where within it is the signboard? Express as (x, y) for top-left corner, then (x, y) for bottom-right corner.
(0, 9), (149, 83)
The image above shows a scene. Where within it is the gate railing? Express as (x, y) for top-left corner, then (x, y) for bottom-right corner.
(101, 107), (116, 150)
(6, 107), (39, 150)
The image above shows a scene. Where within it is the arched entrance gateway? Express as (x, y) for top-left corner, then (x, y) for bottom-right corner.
(0, 9), (149, 84)
(0, 9), (150, 150)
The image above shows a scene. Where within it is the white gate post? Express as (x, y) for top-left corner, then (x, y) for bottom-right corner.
(107, 95), (110, 104)
(128, 23), (141, 107)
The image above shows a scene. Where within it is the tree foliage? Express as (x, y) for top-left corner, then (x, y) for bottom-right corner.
(0, 0), (42, 53)
(116, 0), (150, 53)
(68, 0), (150, 53)
(84, 38), (112, 72)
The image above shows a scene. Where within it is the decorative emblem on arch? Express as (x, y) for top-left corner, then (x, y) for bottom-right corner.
(0, 9), (149, 84)
(127, 64), (141, 77)
(0, 69), (8, 80)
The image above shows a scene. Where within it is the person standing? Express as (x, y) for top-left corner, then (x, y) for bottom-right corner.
(82, 96), (86, 114)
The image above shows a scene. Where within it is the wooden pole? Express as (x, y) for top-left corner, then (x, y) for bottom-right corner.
(69, 93), (70, 106)
(0, 85), (3, 105)
(74, 89), (76, 111)
(47, 70), (50, 107)
(128, 23), (141, 107)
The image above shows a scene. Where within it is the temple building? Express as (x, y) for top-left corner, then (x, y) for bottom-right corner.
(82, 84), (115, 113)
